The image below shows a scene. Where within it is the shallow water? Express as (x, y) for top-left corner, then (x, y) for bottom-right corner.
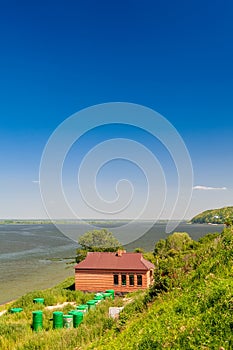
(0, 224), (78, 304)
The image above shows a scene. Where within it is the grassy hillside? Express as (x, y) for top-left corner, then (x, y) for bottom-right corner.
(0, 227), (233, 349)
(190, 206), (233, 224)
(88, 228), (233, 349)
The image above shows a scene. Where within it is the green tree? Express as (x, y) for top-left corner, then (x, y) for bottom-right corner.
(75, 248), (88, 263)
(224, 218), (233, 227)
(154, 239), (166, 256)
(76, 229), (122, 262)
(165, 232), (193, 252)
(134, 247), (144, 253)
(149, 232), (197, 302)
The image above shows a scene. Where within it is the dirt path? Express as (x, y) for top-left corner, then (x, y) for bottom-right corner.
(45, 302), (76, 310)
(0, 310), (7, 316)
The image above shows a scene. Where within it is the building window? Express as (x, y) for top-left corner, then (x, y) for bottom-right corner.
(129, 274), (134, 286)
(121, 274), (126, 286)
(113, 274), (119, 285)
(137, 275), (142, 286)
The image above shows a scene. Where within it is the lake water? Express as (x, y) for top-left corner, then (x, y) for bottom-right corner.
(0, 222), (224, 304)
(0, 224), (77, 304)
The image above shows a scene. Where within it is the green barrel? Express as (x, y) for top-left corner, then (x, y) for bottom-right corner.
(68, 310), (77, 315)
(94, 294), (104, 302)
(95, 292), (104, 297)
(105, 289), (115, 299)
(93, 296), (102, 304)
(63, 314), (73, 328)
(33, 298), (44, 304)
(102, 292), (112, 300)
(76, 304), (88, 314)
(10, 307), (23, 313)
(86, 300), (96, 310)
(69, 311), (83, 328)
(53, 311), (63, 329)
(73, 312), (83, 328)
(32, 311), (43, 331)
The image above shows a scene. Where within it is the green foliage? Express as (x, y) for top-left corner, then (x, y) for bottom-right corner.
(75, 248), (88, 263)
(76, 229), (123, 263)
(225, 218), (233, 227)
(198, 231), (220, 244)
(165, 231), (193, 251)
(78, 229), (122, 252)
(134, 247), (144, 253)
(153, 238), (166, 255)
(142, 251), (155, 264)
(154, 231), (198, 258)
(149, 232), (197, 301)
(190, 205), (233, 224)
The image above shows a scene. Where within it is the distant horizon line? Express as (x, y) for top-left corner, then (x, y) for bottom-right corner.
(0, 218), (190, 222)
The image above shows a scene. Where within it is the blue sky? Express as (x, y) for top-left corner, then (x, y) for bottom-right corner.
(0, 0), (233, 220)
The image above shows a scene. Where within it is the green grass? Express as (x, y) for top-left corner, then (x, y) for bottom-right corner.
(0, 278), (124, 349)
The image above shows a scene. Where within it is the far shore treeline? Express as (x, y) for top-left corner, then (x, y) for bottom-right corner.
(1, 206), (233, 226)
(190, 206), (233, 224)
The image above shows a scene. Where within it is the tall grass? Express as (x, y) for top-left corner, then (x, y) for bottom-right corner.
(0, 277), (123, 350)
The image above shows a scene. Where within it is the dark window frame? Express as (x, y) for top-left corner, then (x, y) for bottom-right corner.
(121, 274), (127, 286)
(129, 274), (134, 286)
(137, 274), (142, 286)
(113, 274), (119, 285)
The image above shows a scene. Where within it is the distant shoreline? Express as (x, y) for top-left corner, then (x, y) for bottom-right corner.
(0, 219), (189, 227)
(0, 219), (188, 225)
(0, 220), (225, 229)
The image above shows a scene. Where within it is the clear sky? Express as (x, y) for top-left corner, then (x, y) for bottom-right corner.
(0, 0), (233, 220)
